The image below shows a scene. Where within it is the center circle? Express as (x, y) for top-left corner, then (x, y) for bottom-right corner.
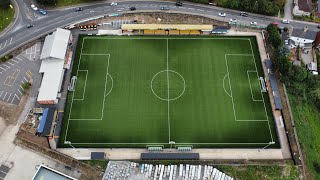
(151, 70), (186, 101)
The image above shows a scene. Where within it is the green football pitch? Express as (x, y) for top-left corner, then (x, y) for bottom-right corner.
(59, 36), (279, 148)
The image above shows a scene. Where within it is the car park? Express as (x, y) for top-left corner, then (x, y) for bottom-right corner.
(26, 24), (34, 28)
(250, 22), (257, 26)
(240, 12), (248, 17)
(39, 10), (47, 15)
(31, 4), (38, 11)
(281, 19), (290, 24)
(218, 13), (226, 17)
(75, 7), (83, 12)
(129, 7), (136, 11)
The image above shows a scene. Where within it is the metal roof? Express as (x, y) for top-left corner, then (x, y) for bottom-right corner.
(265, 59), (282, 110)
(40, 28), (71, 60)
(121, 24), (213, 31)
(141, 153), (199, 160)
(91, 152), (105, 160)
(37, 58), (65, 102)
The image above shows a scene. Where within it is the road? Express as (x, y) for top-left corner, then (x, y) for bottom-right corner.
(0, 0), (319, 57)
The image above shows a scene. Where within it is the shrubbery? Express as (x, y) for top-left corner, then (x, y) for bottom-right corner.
(0, 54), (13, 63)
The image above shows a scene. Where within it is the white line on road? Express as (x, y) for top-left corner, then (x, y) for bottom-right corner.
(3, 64), (10, 68)
(0, 91), (3, 98)
(11, 95), (15, 103)
(2, 92), (7, 100)
(11, 59), (18, 63)
(15, 56), (23, 61)
(0, 43), (2, 49)
(7, 93), (12, 102)
(7, 62), (14, 66)
(9, 37), (13, 44)
(3, 40), (8, 48)
(17, 89), (22, 95)
(19, 85), (24, 90)
(24, 77), (28, 82)
(15, 94), (20, 100)
(0, 66), (6, 70)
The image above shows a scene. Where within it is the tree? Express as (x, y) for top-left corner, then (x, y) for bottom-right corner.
(0, 0), (10, 8)
(267, 24), (282, 48)
(275, 54), (291, 75)
(36, 0), (57, 6)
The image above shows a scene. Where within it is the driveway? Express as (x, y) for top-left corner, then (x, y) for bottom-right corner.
(284, 0), (293, 20)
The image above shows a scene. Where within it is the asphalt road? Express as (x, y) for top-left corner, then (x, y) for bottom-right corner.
(0, 0), (319, 57)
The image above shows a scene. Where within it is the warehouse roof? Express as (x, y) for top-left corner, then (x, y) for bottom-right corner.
(40, 28), (71, 60)
(121, 24), (213, 31)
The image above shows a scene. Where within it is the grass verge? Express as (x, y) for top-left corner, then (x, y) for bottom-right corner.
(0, 6), (14, 33)
(289, 94), (320, 179)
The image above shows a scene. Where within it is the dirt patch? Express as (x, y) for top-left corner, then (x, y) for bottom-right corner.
(0, 92), (28, 126)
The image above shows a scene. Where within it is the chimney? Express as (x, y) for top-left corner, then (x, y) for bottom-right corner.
(304, 26), (308, 32)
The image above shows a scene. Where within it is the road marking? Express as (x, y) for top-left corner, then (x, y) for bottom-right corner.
(15, 94), (20, 100)
(10, 95), (15, 103)
(7, 93), (12, 102)
(0, 91), (3, 98)
(17, 89), (22, 95)
(11, 59), (18, 63)
(7, 62), (14, 66)
(3, 64), (10, 68)
(24, 77), (28, 82)
(19, 85), (24, 90)
(9, 38), (13, 44)
(3, 40), (8, 48)
(0, 66), (5, 70)
(3, 92), (7, 100)
(0, 43), (2, 49)
(15, 56), (23, 61)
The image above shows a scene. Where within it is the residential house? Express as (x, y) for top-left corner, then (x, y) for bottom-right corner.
(289, 26), (320, 49)
(293, 0), (312, 16)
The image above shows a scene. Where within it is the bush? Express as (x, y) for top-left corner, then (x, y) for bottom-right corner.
(22, 82), (31, 90)
(313, 161), (320, 174)
(0, 54), (13, 63)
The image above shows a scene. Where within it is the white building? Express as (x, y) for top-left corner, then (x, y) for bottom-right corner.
(289, 26), (317, 49)
(37, 28), (71, 104)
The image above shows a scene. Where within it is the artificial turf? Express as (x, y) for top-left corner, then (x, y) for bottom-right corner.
(59, 36), (279, 148)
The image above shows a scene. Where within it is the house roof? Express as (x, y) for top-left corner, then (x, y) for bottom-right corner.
(291, 28), (317, 41)
(298, 0), (312, 13)
(40, 28), (71, 60)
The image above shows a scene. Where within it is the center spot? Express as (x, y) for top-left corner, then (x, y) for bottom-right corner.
(151, 70), (185, 101)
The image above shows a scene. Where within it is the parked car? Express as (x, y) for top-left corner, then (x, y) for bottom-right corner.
(240, 12), (248, 17)
(176, 1), (183, 6)
(39, 10), (47, 15)
(129, 7), (136, 11)
(75, 7), (83, 12)
(218, 13), (226, 17)
(110, 2), (118, 6)
(281, 19), (290, 24)
(160, 6), (169, 10)
(31, 4), (38, 11)
(250, 22), (257, 26)
(284, 39), (289, 45)
(26, 24), (34, 28)
(229, 19), (237, 24)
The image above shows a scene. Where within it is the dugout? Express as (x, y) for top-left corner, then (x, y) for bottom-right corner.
(121, 24), (213, 35)
(37, 108), (57, 137)
(265, 59), (282, 110)
(141, 153), (199, 160)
